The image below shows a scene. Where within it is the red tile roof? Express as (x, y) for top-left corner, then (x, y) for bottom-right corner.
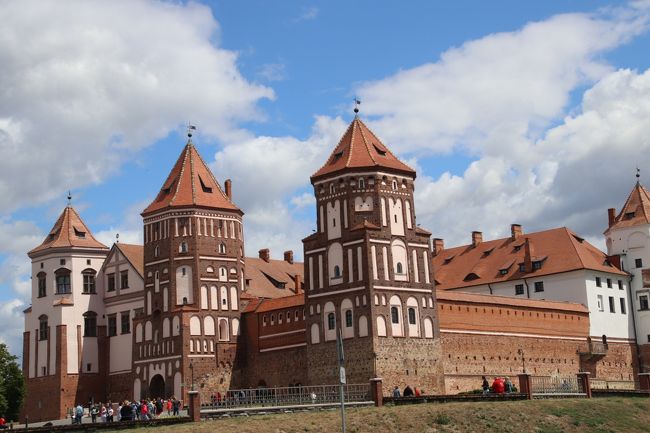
(311, 116), (415, 181)
(244, 256), (304, 299)
(29, 206), (108, 256)
(142, 142), (240, 215)
(607, 182), (650, 232)
(433, 227), (626, 290)
(436, 290), (589, 313)
(116, 243), (144, 278)
(253, 294), (305, 313)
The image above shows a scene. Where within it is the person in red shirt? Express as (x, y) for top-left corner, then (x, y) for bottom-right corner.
(0, 416), (7, 429)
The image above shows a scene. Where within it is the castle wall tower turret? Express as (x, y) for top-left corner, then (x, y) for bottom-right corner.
(303, 115), (443, 392)
(23, 203), (109, 421)
(605, 179), (650, 370)
(138, 137), (245, 400)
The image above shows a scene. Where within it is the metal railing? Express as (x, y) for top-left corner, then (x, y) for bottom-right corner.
(591, 379), (638, 391)
(530, 376), (582, 395)
(201, 384), (371, 410)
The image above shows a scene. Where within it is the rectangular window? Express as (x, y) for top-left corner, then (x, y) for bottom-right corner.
(640, 295), (649, 311)
(607, 278), (612, 288)
(618, 280), (623, 290)
(595, 277), (601, 287)
(86, 363), (92, 372)
(532, 261), (542, 270)
(108, 315), (117, 337)
(56, 274), (71, 294)
(59, 259), (66, 266)
(597, 295), (604, 312)
(121, 312), (130, 334)
(636, 258), (643, 268)
(620, 298), (627, 315)
(534, 281), (544, 292)
(107, 274), (115, 292)
(38, 276), (46, 298)
(39, 320), (48, 340)
(120, 270), (129, 289)
(609, 296), (616, 313)
(647, 335), (650, 343)
(515, 284), (524, 295)
(83, 274), (95, 294)
(84, 315), (97, 337)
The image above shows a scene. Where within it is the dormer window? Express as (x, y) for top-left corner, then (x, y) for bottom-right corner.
(625, 212), (636, 219)
(519, 264), (525, 273)
(74, 227), (86, 238)
(482, 248), (494, 257)
(464, 273), (479, 281)
(532, 261), (542, 271)
(198, 175), (212, 193)
(373, 144), (386, 156)
(513, 244), (522, 252)
(332, 151), (343, 163)
(443, 256), (454, 265)
(499, 269), (508, 276)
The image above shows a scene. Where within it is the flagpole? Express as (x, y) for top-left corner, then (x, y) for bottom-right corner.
(337, 328), (347, 433)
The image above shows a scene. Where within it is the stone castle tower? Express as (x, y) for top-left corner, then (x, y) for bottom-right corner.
(605, 178), (650, 371)
(302, 115), (444, 392)
(136, 134), (245, 400)
(23, 203), (109, 421)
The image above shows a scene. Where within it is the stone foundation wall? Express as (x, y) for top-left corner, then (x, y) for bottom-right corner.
(306, 337), (374, 386)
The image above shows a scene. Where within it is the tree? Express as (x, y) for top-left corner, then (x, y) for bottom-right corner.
(0, 343), (25, 421)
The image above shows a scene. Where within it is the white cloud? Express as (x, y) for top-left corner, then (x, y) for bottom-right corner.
(0, 0), (273, 213)
(0, 298), (28, 355)
(348, 6), (650, 248)
(290, 192), (316, 209)
(257, 63), (287, 82)
(294, 6), (319, 22)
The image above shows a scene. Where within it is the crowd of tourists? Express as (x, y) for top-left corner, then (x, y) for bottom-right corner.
(72, 396), (181, 424)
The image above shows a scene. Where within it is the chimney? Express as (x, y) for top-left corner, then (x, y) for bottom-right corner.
(284, 250), (294, 264)
(608, 208), (616, 228)
(433, 238), (444, 256)
(258, 248), (270, 263)
(511, 224), (522, 240)
(472, 231), (483, 247)
(524, 238), (534, 273)
(294, 274), (302, 294)
(225, 179), (232, 200)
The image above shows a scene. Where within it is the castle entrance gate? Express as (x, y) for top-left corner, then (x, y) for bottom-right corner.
(150, 374), (165, 398)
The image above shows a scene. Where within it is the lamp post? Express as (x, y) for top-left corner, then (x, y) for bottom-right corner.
(189, 361), (195, 391)
(517, 348), (526, 373)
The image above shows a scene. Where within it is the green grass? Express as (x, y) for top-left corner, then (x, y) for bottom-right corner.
(107, 397), (650, 433)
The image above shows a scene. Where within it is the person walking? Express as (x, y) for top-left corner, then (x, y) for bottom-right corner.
(482, 376), (490, 394)
(392, 386), (401, 398)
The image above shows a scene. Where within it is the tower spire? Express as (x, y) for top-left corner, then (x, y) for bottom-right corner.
(637, 166), (641, 184)
(353, 98), (361, 117)
(67, 190), (72, 207)
(187, 123), (197, 144)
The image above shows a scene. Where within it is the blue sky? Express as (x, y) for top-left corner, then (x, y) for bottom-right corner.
(2, 0), (650, 356)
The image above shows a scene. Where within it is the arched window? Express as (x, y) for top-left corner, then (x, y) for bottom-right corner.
(218, 243), (226, 254)
(83, 311), (97, 337)
(376, 316), (387, 337)
(329, 184), (335, 194)
(327, 313), (335, 330)
(311, 323), (320, 344)
(345, 310), (353, 328)
(334, 265), (341, 278)
(82, 269), (96, 294)
(396, 262), (403, 275)
(358, 315), (368, 337)
(55, 268), (71, 294)
(154, 245), (160, 257)
(37, 272), (47, 297)
(391, 179), (398, 190)
(179, 242), (188, 253)
(39, 315), (48, 340)
(391, 307), (399, 324)
(408, 308), (416, 325)
(190, 316), (201, 336)
(359, 178), (365, 189)
(219, 319), (229, 341)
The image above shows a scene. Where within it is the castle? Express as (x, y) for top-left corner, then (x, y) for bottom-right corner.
(22, 114), (648, 421)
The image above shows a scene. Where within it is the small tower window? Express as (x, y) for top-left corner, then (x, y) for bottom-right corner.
(391, 306), (400, 324)
(345, 310), (353, 328)
(327, 313), (335, 330)
(179, 242), (188, 253)
(83, 311), (97, 337)
(408, 308), (416, 325)
(38, 315), (48, 340)
(359, 178), (365, 189)
(154, 245), (160, 257)
(330, 184), (335, 194)
(396, 262), (404, 275)
(55, 268), (71, 294)
(333, 265), (341, 278)
(391, 180), (398, 190)
(37, 272), (47, 298)
(219, 243), (226, 254)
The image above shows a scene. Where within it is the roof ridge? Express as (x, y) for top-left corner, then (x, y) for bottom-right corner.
(189, 144), (197, 205)
(169, 144), (190, 206)
(356, 118), (378, 166)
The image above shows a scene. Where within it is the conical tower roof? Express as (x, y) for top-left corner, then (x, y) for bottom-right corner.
(608, 181), (650, 231)
(142, 141), (241, 216)
(311, 116), (415, 182)
(28, 205), (108, 257)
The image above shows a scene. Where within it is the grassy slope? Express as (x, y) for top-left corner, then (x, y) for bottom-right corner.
(121, 398), (650, 433)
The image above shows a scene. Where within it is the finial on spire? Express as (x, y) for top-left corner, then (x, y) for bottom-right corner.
(353, 98), (361, 115)
(637, 167), (641, 180)
(187, 123), (197, 143)
(116, 233), (120, 244)
(67, 190), (72, 207)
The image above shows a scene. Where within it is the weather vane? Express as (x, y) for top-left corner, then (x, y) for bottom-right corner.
(353, 98), (361, 114)
(67, 190), (72, 207)
(637, 167), (641, 180)
(187, 123), (197, 141)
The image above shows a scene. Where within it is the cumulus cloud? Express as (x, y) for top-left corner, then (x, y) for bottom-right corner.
(0, 298), (28, 355)
(349, 6), (650, 248)
(0, 0), (273, 213)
